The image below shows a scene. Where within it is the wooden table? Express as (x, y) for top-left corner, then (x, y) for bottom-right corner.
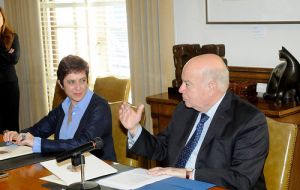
(0, 163), (51, 190)
(0, 164), (225, 190)
(0, 135), (226, 190)
(0, 159), (226, 190)
(0, 133), (54, 190)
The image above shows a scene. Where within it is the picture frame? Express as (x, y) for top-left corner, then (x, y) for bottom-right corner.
(206, 0), (300, 24)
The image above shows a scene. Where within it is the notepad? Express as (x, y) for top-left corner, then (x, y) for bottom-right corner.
(97, 168), (171, 190)
(40, 153), (117, 186)
(0, 143), (33, 160)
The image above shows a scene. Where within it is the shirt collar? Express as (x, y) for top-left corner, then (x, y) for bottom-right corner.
(62, 89), (93, 113)
(204, 93), (226, 119)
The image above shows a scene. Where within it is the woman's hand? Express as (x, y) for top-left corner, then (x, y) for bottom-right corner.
(8, 48), (15, 54)
(3, 131), (34, 147)
(16, 133), (34, 147)
(3, 130), (19, 142)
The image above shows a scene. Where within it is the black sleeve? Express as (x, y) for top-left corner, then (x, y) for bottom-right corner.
(0, 33), (20, 65)
(21, 107), (60, 138)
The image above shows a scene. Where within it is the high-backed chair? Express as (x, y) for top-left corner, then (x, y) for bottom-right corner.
(109, 101), (148, 168)
(264, 117), (300, 190)
(93, 76), (130, 102)
(170, 44), (227, 97)
(52, 81), (67, 109)
(47, 81), (67, 140)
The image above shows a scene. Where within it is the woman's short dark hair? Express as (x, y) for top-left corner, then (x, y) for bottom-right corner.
(57, 55), (89, 85)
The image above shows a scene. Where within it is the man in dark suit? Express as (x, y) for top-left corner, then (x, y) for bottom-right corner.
(119, 54), (269, 189)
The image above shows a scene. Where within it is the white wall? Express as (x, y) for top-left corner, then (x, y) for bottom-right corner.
(0, 0), (4, 7)
(173, 0), (300, 68)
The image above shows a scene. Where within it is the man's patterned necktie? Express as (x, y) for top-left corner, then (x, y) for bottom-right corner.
(175, 113), (209, 168)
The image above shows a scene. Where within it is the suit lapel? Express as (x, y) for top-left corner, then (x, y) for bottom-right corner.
(199, 92), (232, 151)
(74, 94), (95, 137)
(53, 106), (65, 140)
(171, 108), (199, 166)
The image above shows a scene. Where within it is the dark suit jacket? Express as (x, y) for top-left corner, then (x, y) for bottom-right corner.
(22, 94), (116, 161)
(130, 91), (269, 190)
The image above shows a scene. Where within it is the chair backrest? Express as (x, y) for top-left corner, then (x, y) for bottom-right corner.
(109, 101), (148, 168)
(94, 76), (130, 102)
(264, 117), (298, 190)
(52, 81), (67, 109)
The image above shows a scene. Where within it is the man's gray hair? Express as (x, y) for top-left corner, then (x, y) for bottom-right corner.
(202, 65), (229, 92)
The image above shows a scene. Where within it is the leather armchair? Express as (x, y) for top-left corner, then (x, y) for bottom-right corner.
(109, 101), (148, 168)
(264, 117), (300, 190)
(93, 76), (130, 102)
(52, 80), (67, 109)
(171, 44), (227, 92)
(52, 76), (130, 109)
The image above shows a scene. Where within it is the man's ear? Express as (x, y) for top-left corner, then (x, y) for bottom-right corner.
(58, 80), (64, 89)
(208, 80), (216, 90)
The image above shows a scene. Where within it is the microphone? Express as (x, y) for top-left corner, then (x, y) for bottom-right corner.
(56, 137), (103, 163)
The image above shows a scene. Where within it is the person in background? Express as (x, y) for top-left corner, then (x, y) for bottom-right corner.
(3, 55), (116, 161)
(119, 54), (269, 189)
(0, 7), (20, 133)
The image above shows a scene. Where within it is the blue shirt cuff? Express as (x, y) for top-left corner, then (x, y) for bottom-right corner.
(32, 137), (42, 152)
(127, 124), (142, 149)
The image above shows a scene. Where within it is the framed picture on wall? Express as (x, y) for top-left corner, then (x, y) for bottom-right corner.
(206, 0), (300, 24)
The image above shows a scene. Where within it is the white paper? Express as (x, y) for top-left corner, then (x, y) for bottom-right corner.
(40, 174), (67, 186)
(0, 144), (33, 160)
(97, 168), (171, 190)
(40, 153), (117, 186)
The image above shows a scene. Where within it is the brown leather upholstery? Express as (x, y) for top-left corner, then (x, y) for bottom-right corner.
(52, 81), (67, 109)
(109, 101), (148, 168)
(201, 44), (227, 65)
(171, 44), (227, 89)
(264, 117), (298, 190)
(93, 76), (130, 102)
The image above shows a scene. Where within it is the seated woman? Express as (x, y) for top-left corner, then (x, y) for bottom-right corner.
(3, 55), (116, 161)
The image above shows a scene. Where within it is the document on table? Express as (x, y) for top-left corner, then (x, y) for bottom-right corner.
(40, 153), (117, 186)
(0, 143), (33, 160)
(97, 168), (171, 190)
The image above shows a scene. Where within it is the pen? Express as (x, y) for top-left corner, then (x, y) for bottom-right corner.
(20, 133), (26, 141)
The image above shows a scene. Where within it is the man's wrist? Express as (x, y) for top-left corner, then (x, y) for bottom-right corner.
(128, 129), (137, 137)
(186, 168), (194, 179)
(128, 124), (142, 138)
(127, 125), (142, 149)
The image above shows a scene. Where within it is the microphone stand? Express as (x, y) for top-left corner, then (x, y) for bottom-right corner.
(66, 154), (101, 190)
